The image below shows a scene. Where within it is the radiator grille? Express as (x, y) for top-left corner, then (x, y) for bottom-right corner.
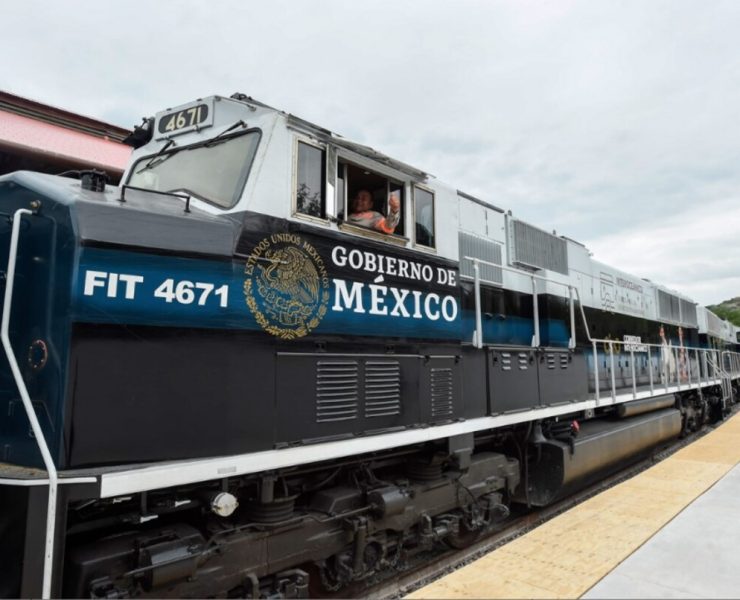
(509, 218), (568, 275)
(430, 367), (454, 418)
(364, 361), (401, 418)
(658, 291), (697, 327)
(316, 361), (358, 422)
(707, 311), (725, 338)
(459, 231), (503, 285)
(679, 298), (697, 327)
(658, 290), (681, 323)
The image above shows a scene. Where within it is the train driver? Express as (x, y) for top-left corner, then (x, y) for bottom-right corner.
(348, 189), (401, 234)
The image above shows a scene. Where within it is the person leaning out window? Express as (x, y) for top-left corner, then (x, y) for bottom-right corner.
(348, 189), (400, 234)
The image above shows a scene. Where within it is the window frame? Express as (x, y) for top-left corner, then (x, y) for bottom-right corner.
(292, 135), (329, 224)
(412, 183), (437, 251)
(336, 160), (348, 221)
(334, 154), (412, 244)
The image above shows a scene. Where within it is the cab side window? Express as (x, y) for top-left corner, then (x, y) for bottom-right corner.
(340, 161), (405, 236)
(295, 141), (326, 218)
(414, 186), (435, 248)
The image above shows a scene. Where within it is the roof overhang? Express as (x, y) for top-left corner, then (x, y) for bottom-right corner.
(0, 108), (131, 173)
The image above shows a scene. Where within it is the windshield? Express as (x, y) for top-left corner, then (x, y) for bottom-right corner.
(127, 131), (260, 208)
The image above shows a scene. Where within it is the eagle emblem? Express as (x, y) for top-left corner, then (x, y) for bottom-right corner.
(243, 235), (329, 339)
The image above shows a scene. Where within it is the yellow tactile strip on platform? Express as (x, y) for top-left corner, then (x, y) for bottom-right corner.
(407, 413), (740, 599)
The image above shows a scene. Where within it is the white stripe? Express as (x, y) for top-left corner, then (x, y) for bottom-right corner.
(0, 477), (97, 487)
(99, 380), (723, 498)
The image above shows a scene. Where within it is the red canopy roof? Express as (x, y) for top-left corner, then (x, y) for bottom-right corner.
(0, 108), (131, 173)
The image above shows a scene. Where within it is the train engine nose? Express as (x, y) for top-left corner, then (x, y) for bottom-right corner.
(0, 175), (79, 469)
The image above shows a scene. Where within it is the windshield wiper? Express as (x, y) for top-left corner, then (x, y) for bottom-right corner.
(136, 139), (178, 174)
(204, 120), (247, 147)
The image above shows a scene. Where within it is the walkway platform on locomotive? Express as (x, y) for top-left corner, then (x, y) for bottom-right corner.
(407, 410), (740, 599)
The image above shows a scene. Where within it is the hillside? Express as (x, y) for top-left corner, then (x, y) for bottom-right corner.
(707, 296), (740, 326)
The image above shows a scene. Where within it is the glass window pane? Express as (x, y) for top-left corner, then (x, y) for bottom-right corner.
(296, 142), (325, 218)
(415, 187), (435, 247)
(389, 182), (404, 236)
(128, 132), (260, 208)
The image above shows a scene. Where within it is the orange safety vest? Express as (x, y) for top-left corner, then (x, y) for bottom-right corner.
(348, 209), (399, 234)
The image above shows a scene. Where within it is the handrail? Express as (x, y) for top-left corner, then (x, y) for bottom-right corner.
(463, 256), (577, 349)
(717, 350), (737, 404)
(721, 350), (740, 378)
(0, 208), (57, 599)
(459, 255), (740, 406)
(590, 338), (739, 407)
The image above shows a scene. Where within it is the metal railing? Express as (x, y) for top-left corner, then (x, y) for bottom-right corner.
(464, 256), (577, 349)
(0, 209), (57, 599)
(587, 338), (738, 405)
(462, 255), (740, 406)
(717, 351), (738, 404)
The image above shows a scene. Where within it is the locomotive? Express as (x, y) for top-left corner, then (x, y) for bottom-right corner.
(0, 92), (739, 598)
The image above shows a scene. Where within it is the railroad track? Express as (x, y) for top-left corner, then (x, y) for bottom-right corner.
(333, 406), (739, 600)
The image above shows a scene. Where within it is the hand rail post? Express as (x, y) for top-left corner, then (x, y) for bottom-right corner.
(674, 347), (681, 390)
(568, 286), (576, 349)
(687, 348), (692, 387)
(663, 346), (669, 392)
(695, 349), (701, 386)
(0, 209), (57, 599)
(531, 277), (540, 348)
(573, 287), (592, 341)
(473, 258), (483, 349)
(593, 340), (600, 404)
(630, 348), (637, 399)
(610, 342), (616, 402)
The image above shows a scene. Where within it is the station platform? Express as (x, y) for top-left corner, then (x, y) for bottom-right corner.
(407, 412), (740, 599)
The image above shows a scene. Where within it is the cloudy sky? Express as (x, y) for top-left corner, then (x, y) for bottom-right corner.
(2, 0), (739, 305)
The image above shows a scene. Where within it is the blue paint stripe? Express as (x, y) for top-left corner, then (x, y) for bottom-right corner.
(72, 248), (463, 340)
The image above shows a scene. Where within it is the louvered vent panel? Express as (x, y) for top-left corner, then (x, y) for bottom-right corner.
(670, 295), (680, 322)
(501, 352), (512, 371)
(707, 311), (724, 337)
(658, 290), (682, 323)
(560, 354), (569, 369)
(364, 361), (401, 418)
(458, 231), (503, 285)
(316, 361), (358, 423)
(430, 368), (454, 418)
(509, 219), (568, 275)
(679, 298), (697, 327)
(518, 352), (529, 370)
(546, 353), (556, 370)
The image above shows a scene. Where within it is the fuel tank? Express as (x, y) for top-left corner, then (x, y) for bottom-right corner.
(520, 408), (682, 506)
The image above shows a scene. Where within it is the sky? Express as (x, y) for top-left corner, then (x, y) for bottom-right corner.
(2, 0), (739, 305)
